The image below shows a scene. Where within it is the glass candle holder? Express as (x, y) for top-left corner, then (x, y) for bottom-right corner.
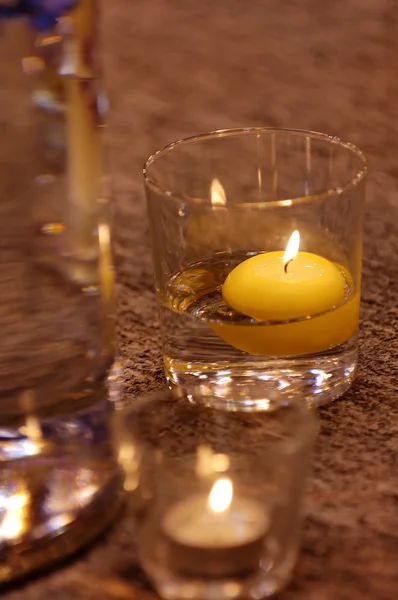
(113, 389), (318, 600)
(0, 1), (120, 584)
(144, 128), (367, 408)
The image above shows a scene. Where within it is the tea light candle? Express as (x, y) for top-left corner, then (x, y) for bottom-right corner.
(161, 478), (269, 577)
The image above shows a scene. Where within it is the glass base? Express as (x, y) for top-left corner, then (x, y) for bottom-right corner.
(165, 339), (357, 409)
(0, 381), (122, 585)
(142, 547), (297, 600)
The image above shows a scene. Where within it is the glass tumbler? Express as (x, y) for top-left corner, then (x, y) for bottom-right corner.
(144, 128), (367, 408)
(0, 0), (120, 584)
(113, 389), (318, 600)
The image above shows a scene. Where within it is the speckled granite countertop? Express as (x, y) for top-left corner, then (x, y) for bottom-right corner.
(4, 0), (398, 598)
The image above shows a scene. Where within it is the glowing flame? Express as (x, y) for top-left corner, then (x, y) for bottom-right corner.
(0, 492), (29, 541)
(210, 178), (227, 207)
(196, 446), (230, 477)
(208, 477), (233, 513)
(283, 230), (300, 269)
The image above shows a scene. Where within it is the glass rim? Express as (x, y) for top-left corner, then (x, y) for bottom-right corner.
(114, 389), (319, 455)
(143, 127), (367, 208)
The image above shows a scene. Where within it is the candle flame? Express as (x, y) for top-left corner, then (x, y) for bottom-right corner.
(0, 492), (29, 541)
(196, 446), (230, 478)
(283, 230), (300, 267)
(210, 178), (227, 207)
(208, 477), (233, 513)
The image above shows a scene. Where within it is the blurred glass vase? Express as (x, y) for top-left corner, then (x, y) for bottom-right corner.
(0, 0), (120, 584)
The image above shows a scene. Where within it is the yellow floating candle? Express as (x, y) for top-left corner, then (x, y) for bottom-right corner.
(223, 231), (346, 322)
(212, 231), (358, 357)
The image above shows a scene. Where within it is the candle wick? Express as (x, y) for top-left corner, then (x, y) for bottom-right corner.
(284, 259), (293, 274)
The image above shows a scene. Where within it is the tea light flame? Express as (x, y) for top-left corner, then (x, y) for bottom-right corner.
(210, 178), (227, 207)
(283, 230), (300, 273)
(196, 445), (230, 478)
(0, 492), (29, 540)
(208, 477), (233, 513)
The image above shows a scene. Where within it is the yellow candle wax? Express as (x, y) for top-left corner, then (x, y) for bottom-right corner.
(212, 231), (358, 357)
(223, 251), (346, 322)
(211, 292), (359, 357)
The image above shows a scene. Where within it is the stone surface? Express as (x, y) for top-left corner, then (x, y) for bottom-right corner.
(3, 0), (398, 598)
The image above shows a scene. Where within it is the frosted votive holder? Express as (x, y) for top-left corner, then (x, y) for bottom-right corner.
(114, 389), (318, 599)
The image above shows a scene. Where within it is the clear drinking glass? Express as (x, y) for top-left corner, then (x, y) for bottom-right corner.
(144, 128), (367, 408)
(0, 1), (120, 584)
(113, 389), (318, 600)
